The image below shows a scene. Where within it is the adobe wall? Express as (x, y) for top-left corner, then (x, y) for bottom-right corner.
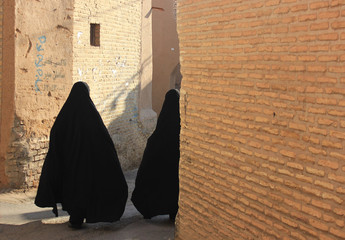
(0, 0), (150, 188)
(1, 0), (74, 188)
(176, 1), (345, 239)
(152, 0), (180, 114)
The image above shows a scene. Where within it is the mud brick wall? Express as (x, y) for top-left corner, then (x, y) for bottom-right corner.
(2, 0), (74, 188)
(5, 118), (48, 188)
(1, 0), (147, 188)
(176, 1), (345, 239)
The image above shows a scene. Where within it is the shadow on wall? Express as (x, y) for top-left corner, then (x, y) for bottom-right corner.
(97, 56), (156, 171)
(2, 47), (154, 188)
(5, 84), (152, 188)
(170, 63), (182, 90)
(107, 86), (150, 171)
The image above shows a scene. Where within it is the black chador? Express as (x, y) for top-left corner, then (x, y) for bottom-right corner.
(35, 82), (128, 228)
(131, 89), (180, 220)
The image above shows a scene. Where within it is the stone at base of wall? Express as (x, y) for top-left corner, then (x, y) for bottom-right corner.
(139, 108), (157, 135)
(5, 136), (48, 189)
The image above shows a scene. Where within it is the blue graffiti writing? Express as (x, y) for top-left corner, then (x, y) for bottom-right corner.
(36, 36), (46, 52)
(35, 55), (44, 67)
(36, 44), (44, 52)
(38, 36), (46, 44)
(35, 75), (43, 90)
(36, 69), (43, 76)
(35, 36), (46, 92)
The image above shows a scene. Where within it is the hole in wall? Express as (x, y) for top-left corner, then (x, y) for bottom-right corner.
(90, 23), (100, 47)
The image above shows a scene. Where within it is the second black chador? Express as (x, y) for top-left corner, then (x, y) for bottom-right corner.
(35, 82), (128, 224)
(131, 89), (180, 220)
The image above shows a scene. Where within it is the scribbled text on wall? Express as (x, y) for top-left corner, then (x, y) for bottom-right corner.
(34, 36), (46, 92)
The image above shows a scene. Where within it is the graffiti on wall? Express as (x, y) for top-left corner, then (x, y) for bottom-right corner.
(34, 36), (46, 92)
(34, 35), (67, 92)
(43, 59), (66, 80)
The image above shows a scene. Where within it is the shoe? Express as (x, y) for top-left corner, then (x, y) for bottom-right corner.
(68, 213), (84, 229)
(68, 221), (83, 229)
(169, 213), (176, 221)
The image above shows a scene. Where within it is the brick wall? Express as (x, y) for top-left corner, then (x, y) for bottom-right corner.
(1, 0), (147, 188)
(5, 118), (48, 188)
(176, 1), (345, 239)
(73, 0), (147, 170)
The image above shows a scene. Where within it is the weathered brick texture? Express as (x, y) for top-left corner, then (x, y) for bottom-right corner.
(73, 0), (147, 170)
(1, 0), (148, 188)
(176, 1), (345, 239)
(3, 0), (74, 188)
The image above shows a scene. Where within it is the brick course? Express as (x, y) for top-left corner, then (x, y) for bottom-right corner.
(1, 0), (148, 188)
(176, 1), (345, 239)
(73, 0), (147, 170)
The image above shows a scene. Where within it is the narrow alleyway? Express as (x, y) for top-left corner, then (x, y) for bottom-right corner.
(0, 169), (175, 240)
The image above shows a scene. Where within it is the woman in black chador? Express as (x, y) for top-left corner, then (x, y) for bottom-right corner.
(35, 82), (128, 228)
(131, 89), (180, 220)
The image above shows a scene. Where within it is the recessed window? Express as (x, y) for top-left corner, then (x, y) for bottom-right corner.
(90, 23), (100, 46)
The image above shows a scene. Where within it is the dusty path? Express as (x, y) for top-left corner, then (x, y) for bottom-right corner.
(0, 169), (175, 240)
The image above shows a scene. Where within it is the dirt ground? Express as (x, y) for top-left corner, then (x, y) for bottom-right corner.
(0, 170), (175, 240)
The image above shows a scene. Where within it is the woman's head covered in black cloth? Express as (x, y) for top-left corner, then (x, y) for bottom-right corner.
(156, 88), (180, 130)
(35, 81), (128, 227)
(81, 81), (90, 93)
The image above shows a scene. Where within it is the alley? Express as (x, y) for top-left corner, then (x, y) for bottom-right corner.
(0, 169), (175, 240)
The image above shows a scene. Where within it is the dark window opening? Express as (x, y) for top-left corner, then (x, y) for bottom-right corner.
(90, 23), (100, 46)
